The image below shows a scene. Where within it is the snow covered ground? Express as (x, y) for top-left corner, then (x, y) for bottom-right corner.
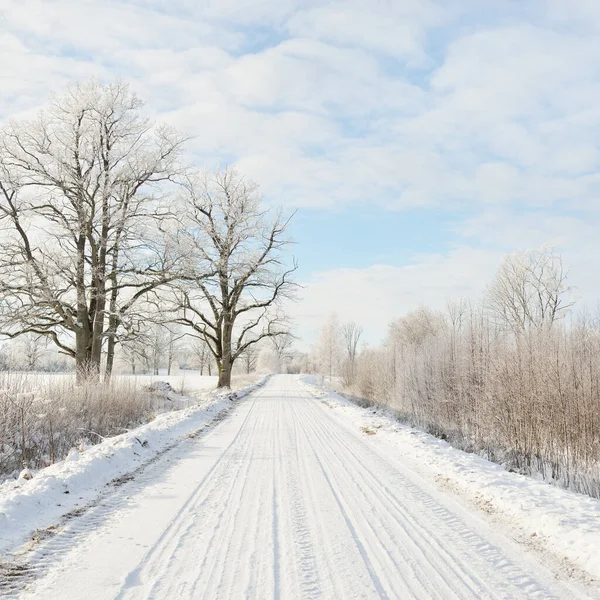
(300, 377), (600, 584)
(0, 370), (236, 397)
(1, 374), (598, 599)
(0, 375), (267, 559)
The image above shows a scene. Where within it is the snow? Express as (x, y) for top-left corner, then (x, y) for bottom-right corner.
(0, 375), (269, 557)
(300, 376), (600, 584)
(2, 375), (597, 599)
(0, 371), (220, 395)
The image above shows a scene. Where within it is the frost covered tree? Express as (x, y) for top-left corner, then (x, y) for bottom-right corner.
(271, 332), (295, 372)
(389, 306), (445, 347)
(19, 333), (47, 371)
(486, 248), (575, 333)
(173, 168), (296, 388)
(191, 337), (214, 376)
(239, 343), (260, 375)
(0, 80), (184, 381)
(341, 322), (362, 384)
(344, 251), (600, 498)
(314, 313), (343, 381)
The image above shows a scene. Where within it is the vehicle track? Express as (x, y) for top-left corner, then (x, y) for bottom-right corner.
(10, 375), (597, 600)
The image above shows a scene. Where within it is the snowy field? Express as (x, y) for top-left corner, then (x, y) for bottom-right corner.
(0, 370), (225, 396)
(0, 374), (598, 599)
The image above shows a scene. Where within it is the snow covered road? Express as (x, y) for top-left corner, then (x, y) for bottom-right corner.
(12, 375), (597, 599)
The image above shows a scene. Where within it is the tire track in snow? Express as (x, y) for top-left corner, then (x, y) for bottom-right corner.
(298, 390), (586, 599)
(283, 397), (325, 598)
(0, 403), (237, 599)
(299, 396), (499, 598)
(120, 388), (268, 599)
(287, 394), (385, 598)
(294, 397), (438, 599)
(12, 376), (597, 600)
(167, 405), (265, 599)
(302, 397), (532, 597)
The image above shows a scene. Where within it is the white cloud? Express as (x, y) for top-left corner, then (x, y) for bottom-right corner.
(3, 1), (599, 215)
(1, 0), (600, 342)
(287, 0), (445, 65)
(290, 246), (501, 345)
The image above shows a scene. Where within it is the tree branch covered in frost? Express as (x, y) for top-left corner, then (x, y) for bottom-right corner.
(0, 80), (187, 381)
(166, 167), (298, 388)
(0, 81), (297, 386)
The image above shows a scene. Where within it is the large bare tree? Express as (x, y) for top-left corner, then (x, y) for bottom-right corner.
(0, 80), (184, 380)
(342, 322), (363, 365)
(173, 168), (296, 388)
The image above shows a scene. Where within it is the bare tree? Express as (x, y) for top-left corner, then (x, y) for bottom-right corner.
(239, 343), (260, 375)
(22, 333), (46, 371)
(191, 337), (213, 376)
(342, 320), (362, 362)
(165, 325), (186, 376)
(149, 325), (166, 376)
(271, 333), (295, 372)
(121, 336), (145, 374)
(173, 168), (297, 388)
(486, 248), (575, 333)
(340, 251), (600, 499)
(0, 80), (184, 381)
(389, 306), (445, 347)
(314, 313), (343, 382)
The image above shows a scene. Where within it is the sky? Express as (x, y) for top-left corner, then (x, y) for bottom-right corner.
(1, 0), (600, 347)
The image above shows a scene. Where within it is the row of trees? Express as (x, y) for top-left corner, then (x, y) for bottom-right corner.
(0, 320), (305, 377)
(310, 314), (363, 384)
(310, 249), (600, 498)
(0, 80), (296, 387)
(120, 324), (301, 376)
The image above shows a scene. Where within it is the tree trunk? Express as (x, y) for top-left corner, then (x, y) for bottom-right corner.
(75, 345), (94, 384)
(75, 325), (93, 384)
(167, 338), (174, 376)
(105, 335), (116, 380)
(75, 233), (100, 383)
(218, 357), (232, 388)
(90, 289), (105, 378)
(104, 237), (121, 381)
(104, 298), (119, 380)
(218, 315), (233, 388)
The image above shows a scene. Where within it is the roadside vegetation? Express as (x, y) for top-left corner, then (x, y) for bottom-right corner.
(311, 249), (600, 499)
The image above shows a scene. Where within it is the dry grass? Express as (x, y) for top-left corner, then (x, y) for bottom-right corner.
(0, 373), (153, 477)
(348, 311), (600, 499)
(0, 370), (262, 478)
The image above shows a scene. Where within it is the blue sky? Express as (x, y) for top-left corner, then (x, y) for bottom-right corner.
(290, 208), (459, 272)
(1, 0), (600, 345)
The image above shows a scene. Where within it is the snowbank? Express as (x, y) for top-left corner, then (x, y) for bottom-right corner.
(300, 376), (600, 581)
(0, 376), (269, 555)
